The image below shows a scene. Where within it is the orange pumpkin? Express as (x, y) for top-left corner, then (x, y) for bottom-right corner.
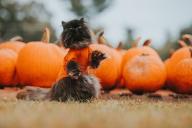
(123, 53), (166, 93)
(166, 35), (192, 93)
(0, 37), (25, 87)
(169, 48), (192, 94)
(118, 39), (159, 88)
(16, 28), (66, 88)
(0, 49), (18, 86)
(88, 44), (121, 89)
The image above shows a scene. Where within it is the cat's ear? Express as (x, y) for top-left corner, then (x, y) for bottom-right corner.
(80, 18), (84, 23)
(62, 21), (66, 27)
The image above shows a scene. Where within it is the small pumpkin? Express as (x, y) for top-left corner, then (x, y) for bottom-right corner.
(0, 49), (18, 86)
(16, 28), (66, 88)
(123, 53), (166, 93)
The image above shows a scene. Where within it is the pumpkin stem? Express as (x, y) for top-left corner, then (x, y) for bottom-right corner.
(182, 34), (192, 45)
(141, 53), (149, 56)
(131, 36), (141, 47)
(98, 31), (104, 38)
(143, 39), (151, 46)
(189, 48), (192, 58)
(97, 31), (106, 44)
(178, 40), (188, 47)
(97, 31), (112, 47)
(116, 41), (124, 50)
(41, 27), (50, 43)
(9, 36), (23, 42)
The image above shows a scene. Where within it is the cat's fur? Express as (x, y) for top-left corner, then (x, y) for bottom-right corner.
(90, 50), (106, 68)
(50, 61), (100, 102)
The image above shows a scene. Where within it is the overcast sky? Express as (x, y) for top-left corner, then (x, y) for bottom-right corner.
(36, 0), (192, 48)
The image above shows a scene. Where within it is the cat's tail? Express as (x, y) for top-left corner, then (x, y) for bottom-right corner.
(66, 60), (81, 79)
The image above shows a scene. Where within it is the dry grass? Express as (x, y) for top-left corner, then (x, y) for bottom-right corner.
(0, 98), (192, 128)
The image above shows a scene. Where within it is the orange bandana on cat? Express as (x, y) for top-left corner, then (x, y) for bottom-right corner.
(63, 47), (92, 76)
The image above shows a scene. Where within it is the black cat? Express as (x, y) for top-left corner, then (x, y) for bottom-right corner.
(16, 18), (106, 102)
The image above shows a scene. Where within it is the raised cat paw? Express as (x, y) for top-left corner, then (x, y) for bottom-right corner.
(90, 50), (106, 68)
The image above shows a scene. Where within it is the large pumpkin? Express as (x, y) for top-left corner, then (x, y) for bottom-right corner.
(16, 28), (66, 88)
(119, 39), (159, 88)
(123, 54), (166, 93)
(0, 49), (18, 86)
(88, 44), (121, 89)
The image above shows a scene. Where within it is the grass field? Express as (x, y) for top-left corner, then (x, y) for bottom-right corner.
(0, 97), (192, 128)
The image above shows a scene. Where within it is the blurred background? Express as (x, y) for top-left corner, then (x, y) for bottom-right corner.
(0, 0), (192, 59)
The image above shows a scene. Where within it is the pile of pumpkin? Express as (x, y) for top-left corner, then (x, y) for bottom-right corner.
(1, 27), (192, 94)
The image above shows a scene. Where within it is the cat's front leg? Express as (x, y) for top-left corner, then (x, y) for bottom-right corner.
(90, 50), (106, 68)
